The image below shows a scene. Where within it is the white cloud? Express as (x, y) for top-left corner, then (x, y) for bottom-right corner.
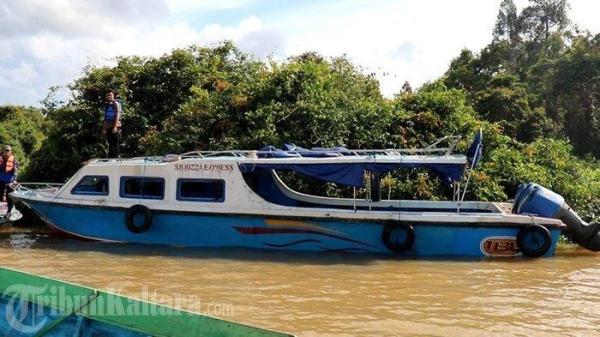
(196, 15), (284, 57)
(0, 62), (40, 105)
(166, 0), (255, 11)
(571, 0), (600, 32)
(26, 34), (70, 60)
(0, 0), (275, 105)
(0, 0), (167, 39)
(0, 62), (37, 85)
(0, 0), (599, 105)
(272, 1), (495, 96)
(110, 22), (202, 57)
(0, 41), (13, 59)
(199, 15), (262, 42)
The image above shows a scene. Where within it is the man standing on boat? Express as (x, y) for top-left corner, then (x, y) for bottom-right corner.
(102, 89), (122, 158)
(0, 145), (18, 216)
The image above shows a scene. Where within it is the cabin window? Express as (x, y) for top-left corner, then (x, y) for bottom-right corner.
(120, 177), (165, 200)
(177, 179), (225, 202)
(71, 175), (109, 195)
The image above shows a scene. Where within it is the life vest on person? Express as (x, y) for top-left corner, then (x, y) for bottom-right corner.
(0, 155), (15, 173)
(104, 101), (120, 121)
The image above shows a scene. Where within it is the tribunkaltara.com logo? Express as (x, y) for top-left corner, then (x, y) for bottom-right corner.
(3, 284), (49, 334)
(2, 283), (234, 333)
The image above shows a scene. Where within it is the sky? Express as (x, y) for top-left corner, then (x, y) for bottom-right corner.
(0, 0), (598, 106)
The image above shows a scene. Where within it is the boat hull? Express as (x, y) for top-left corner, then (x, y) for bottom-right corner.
(21, 199), (561, 257)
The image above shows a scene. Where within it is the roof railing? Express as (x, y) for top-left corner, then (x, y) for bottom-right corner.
(88, 136), (463, 163)
(179, 136), (460, 158)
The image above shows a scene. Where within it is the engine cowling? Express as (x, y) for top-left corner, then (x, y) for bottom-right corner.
(513, 183), (600, 252)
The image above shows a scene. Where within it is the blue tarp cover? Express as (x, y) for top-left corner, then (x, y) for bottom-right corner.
(240, 157), (466, 187)
(248, 137), (485, 187)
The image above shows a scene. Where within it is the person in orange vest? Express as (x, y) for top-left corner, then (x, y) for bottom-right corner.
(0, 145), (18, 216)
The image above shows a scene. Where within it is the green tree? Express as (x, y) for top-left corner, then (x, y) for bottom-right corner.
(0, 106), (46, 178)
(545, 34), (600, 156)
(493, 0), (522, 72)
(26, 106), (104, 182)
(444, 49), (486, 94)
(474, 74), (552, 141)
(520, 0), (570, 43)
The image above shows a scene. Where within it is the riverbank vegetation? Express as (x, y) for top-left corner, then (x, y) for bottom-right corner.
(1, 0), (598, 219)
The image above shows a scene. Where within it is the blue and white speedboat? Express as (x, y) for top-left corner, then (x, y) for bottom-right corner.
(10, 133), (600, 257)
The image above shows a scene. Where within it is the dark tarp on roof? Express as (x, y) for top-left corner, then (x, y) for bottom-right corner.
(239, 161), (466, 187)
(247, 136), (485, 187)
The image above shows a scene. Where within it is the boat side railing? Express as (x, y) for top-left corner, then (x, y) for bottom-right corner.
(181, 149), (455, 158)
(177, 136), (462, 159)
(17, 182), (63, 187)
(11, 182), (63, 197)
(85, 135), (463, 164)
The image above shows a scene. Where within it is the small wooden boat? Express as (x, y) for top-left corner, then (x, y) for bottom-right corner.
(0, 267), (292, 337)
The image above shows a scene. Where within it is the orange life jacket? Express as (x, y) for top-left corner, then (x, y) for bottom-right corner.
(0, 155), (15, 173)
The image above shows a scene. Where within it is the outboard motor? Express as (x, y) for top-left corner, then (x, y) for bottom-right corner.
(513, 183), (600, 251)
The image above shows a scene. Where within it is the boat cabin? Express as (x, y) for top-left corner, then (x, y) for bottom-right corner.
(51, 133), (517, 219)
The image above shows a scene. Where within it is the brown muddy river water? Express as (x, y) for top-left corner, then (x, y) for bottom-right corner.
(0, 228), (599, 337)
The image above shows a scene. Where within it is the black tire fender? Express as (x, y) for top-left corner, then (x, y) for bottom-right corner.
(517, 224), (552, 258)
(382, 222), (415, 253)
(125, 204), (153, 234)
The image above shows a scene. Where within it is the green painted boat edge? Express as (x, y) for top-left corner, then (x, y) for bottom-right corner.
(0, 267), (95, 311)
(83, 291), (292, 337)
(0, 267), (294, 337)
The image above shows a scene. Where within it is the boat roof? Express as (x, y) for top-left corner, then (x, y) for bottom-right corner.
(88, 136), (470, 166)
(85, 134), (482, 187)
(88, 153), (467, 165)
(86, 151), (467, 188)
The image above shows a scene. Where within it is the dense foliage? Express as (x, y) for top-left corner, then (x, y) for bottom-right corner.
(2, 0), (599, 220)
(0, 106), (45, 176)
(445, 0), (599, 156)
